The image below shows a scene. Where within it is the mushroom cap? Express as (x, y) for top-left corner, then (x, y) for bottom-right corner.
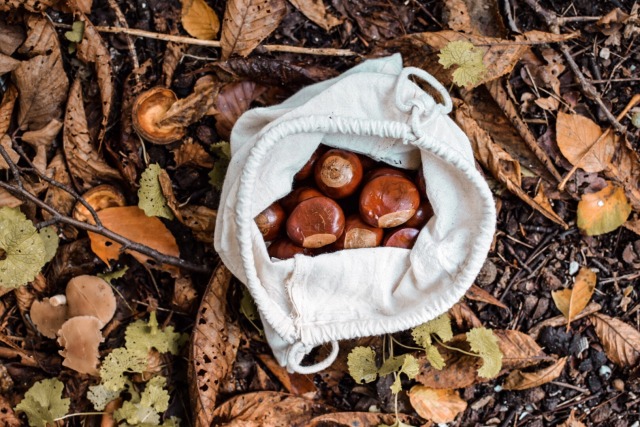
(66, 275), (117, 327)
(57, 316), (104, 376)
(72, 184), (126, 223)
(132, 87), (185, 144)
(30, 298), (68, 339)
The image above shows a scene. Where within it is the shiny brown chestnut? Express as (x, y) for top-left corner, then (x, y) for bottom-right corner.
(334, 215), (384, 250)
(254, 202), (286, 241)
(404, 200), (434, 228)
(383, 227), (420, 249)
(267, 238), (311, 259)
(294, 148), (322, 181)
(359, 175), (420, 228)
(314, 149), (363, 199)
(279, 187), (324, 213)
(287, 196), (345, 248)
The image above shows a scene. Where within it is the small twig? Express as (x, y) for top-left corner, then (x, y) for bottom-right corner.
(106, 0), (141, 83)
(550, 381), (590, 394)
(53, 23), (359, 57)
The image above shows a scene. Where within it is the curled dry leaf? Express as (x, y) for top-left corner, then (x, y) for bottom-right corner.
(211, 391), (333, 425)
(551, 267), (597, 330)
(577, 182), (632, 236)
(503, 357), (567, 390)
(177, 205), (217, 243)
(256, 353), (318, 396)
(172, 276), (198, 313)
(0, 85), (19, 170)
(590, 313), (640, 367)
(72, 184), (126, 223)
(214, 80), (267, 140)
(556, 112), (616, 173)
(58, 315), (104, 375)
(64, 78), (121, 191)
(21, 119), (63, 172)
(181, 0), (220, 40)
(219, 57), (339, 87)
(43, 152), (76, 238)
(172, 141), (214, 168)
(87, 206), (180, 268)
(449, 301), (483, 329)
(466, 284), (507, 309)
(289, 0), (342, 31)
(0, 53), (19, 75)
(189, 264), (241, 427)
(220, 0), (287, 60)
(416, 330), (549, 389)
(66, 275), (116, 326)
(0, 19), (25, 56)
(306, 412), (417, 426)
(409, 386), (467, 423)
(30, 298), (68, 339)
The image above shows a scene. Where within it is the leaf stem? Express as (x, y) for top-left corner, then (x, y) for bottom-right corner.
(433, 336), (480, 358)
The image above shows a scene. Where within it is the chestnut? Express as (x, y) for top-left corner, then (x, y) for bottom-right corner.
(334, 214), (384, 250)
(254, 202), (286, 241)
(383, 227), (420, 249)
(359, 175), (420, 228)
(267, 238), (310, 259)
(286, 196), (345, 248)
(294, 147), (322, 181)
(416, 168), (427, 196)
(403, 200), (434, 228)
(279, 187), (324, 213)
(314, 149), (363, 199)
(365, 167), (409, 182)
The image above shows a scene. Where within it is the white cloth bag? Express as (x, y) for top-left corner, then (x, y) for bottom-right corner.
(214, 54), (496, 374)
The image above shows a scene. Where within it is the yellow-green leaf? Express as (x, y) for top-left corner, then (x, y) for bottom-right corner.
(64, 21), (85, 43)
(14, 378), (70, 427)
(39, 226), (59, 263)
(466, 327), (503, 378)
(438, 40), (488, 87)
(577, 182), (631, 236)
(412, 314), (453, 348)
(347, 346), (378, 384)
(138, 163), (174, 220)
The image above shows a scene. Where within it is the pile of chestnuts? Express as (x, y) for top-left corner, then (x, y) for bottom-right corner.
(254, 146), (434, 259)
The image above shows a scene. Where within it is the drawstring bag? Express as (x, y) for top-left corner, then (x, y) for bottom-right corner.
(214, 54), (496, 374)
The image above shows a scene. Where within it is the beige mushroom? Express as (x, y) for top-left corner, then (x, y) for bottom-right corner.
(57, 316), (104, 376)
(66, 275), (116, 327)
(72, 185), (126, 223)
(132, 87), (185, 144)
(30, 297), (68, 339)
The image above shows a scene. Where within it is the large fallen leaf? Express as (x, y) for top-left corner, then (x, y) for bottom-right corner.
(503, 357), (567, 390)
(21, 119), (63, 172)
(0, 19), (25, 56)
(408, 386), (467, 423)
(577, 182), (632, 236)
(466, 284), (507, 309)
(306, 412), (417, 426)
(551, 267), (597, 330)
(556, 112), (616, 173)
(189, 264), (241, 426)
(12, 19), (68, 131)
(590, 313), (640, 367)
(219, 57), (339, 87)
(63, 78), (121, 191)
(289, 0), (341, 31)
(214, 80), (267, 139)
(0, 53), (19, 75)
(75, 14), (114, 146)
(87, 206), (179, 267)
(454, 100), (567, 227)
(220, 0), (287, 60)
(0, 85), (19, 169)
(416, 330), (549, 389)
(210, 391), (333, 425)
(181, 0), (220, 40)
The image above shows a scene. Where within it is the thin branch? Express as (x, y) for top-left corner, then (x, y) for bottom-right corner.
(53, 23), (359, 57)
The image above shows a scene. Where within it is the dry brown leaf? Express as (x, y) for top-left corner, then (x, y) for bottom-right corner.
(211, 391), (333, 425)
(172, 141), (214, 168)
(551, 267), (596, 330)
(177, 205), (217, 243)
(604, 135), (640, 211)
(409, 386), (467, 423)
(590, 313), (640, 367)
(289, 0), (342, 31)
(256, 353), (317, 396)
(0, 395), (21, 427)
(0, 0), (58, 12)
(162, 42), (186, 87)
(0, 53), (19, 75)
(21, 119), (63, 172)
(43, 151), (77, 238)
(219, 57), (339, 87)
(528, 302), (602, 340)
(13, 32), (68, 130)
(0, 85), (19, 169)
(220, 0), (287, 60)
(73, 14), (113, 146)
(57, 315), (104, 376)
(559, 410), (586, 427)
(173, 275), (198, 313)
(63, 78), (121, 191)
(454, 100), (567, 227)
(416, 330), (549, 389)
(503, 357), (567, 390)
(306, 412), (417, 427)
(181, 0), (220, 40)
(466, 284), (507, 309)
(214, 80), (267, 140)
(0, 19), (25, 55)
(189, 264), (241, 426)
(449, 301), (483, 329)
(556, 112), (616, 173)
(577, 182), (632, 236)
(87, 206), (180, 267)
(395, 30), (577, 89)
(19, 14), (59, 56)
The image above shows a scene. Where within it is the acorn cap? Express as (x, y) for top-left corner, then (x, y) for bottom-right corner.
(132, 87), (185, 144)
